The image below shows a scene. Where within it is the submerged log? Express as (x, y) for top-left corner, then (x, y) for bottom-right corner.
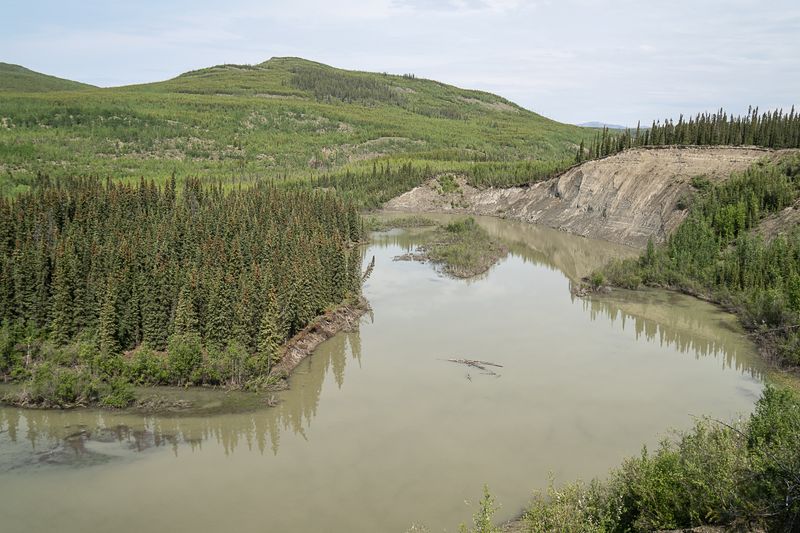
(445, 358), (504, 371)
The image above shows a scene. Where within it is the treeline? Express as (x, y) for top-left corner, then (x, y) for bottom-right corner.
(467, 158), (574, 188)
(291, 66), (406, 106)
(0, 176), (364, 402)
(312, 160), (431, 209)
(602, 154), (800, 366)
(578, 107), (800, 162)
(312, 158), (581, 204)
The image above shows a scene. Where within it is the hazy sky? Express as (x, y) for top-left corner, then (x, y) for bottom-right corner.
(3, 0), (799, 125)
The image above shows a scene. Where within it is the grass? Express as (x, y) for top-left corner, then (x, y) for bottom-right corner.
(0, 62), (95, 93)
(423, 217), (508, 278)
(366, 215), (438, 231)
(0, 57), (596, 196)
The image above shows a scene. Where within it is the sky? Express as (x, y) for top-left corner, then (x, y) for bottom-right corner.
(2, 0), (799, 125)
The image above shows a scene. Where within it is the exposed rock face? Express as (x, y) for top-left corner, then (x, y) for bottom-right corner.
(385, 147), (786, 249)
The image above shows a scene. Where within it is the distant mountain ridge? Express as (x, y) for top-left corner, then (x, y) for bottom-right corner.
(578, 121), (629, 130)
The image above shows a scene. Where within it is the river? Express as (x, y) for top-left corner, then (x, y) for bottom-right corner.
(0, 215), (765, 532)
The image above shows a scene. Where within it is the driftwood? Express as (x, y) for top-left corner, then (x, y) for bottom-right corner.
(361, 255), (376, 282)
(445, 358), (503, 377)
(446, 358), (503, 370)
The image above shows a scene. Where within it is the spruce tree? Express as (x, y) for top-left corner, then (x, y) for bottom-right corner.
(173, 282), (198, 337)
(257, 289), (282, 373)
(98, 279), (119, 355)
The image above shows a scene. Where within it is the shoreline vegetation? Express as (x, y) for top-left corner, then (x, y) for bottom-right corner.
(489, 386), (800, 533)
(0, 296), (370, 413)
(384, 216), (509, 278)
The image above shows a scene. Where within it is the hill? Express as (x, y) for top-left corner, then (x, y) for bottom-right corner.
(0, 57), (596, 196)
(0, 62), (95, 92)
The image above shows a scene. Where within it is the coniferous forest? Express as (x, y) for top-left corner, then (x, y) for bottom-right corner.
(580, 107), (800, 162)
(0, 176), (364, 406)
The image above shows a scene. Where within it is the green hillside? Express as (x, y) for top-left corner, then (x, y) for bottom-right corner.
(0, 57), (595, 197)
(0, 62), (95, 93)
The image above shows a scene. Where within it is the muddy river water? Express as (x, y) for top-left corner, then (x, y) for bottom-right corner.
(0, 215), (766, 532)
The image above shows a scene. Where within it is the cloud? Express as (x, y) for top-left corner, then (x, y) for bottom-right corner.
(2, 0), (799, 124)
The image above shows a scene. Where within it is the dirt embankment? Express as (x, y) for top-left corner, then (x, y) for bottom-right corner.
(386, 147), (785, 249)
(752, 197), (800, 241)
(270, 296), (370, 380)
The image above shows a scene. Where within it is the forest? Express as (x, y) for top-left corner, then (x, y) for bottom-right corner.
(580, 107), (800, 162)
(0, 176), (364, 406)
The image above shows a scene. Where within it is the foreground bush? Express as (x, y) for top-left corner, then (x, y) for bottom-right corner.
(522, 386), (800, 532)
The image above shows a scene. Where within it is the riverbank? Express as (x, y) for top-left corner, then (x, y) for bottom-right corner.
(270, 296), (371, 381)
(0, 297), (371, 415)
(494, 386), (800, 532)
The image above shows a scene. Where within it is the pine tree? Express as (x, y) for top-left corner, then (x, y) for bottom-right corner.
(173, 282), (198, 337)
(49, 251), (73, 345)
(257, 289), (283, 373)
(98, 279), (119, 355)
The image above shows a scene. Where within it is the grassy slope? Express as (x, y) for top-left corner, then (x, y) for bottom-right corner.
(0, 57), (595, 195)
(0, 62), (95, 92)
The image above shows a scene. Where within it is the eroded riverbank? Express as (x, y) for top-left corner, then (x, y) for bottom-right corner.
(385, 147), (784, 248)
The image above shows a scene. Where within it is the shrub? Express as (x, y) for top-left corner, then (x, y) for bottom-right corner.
(26, 362), (98, 407)
(100, 377), (136, 408)
(223, 341), (250, 387)
(167, 333), (204, 385)
(127, 347), (168, 385)
(445, 217), (477, 234)
(459, 485), (501, 533)
(520, 386), (800, 532)
(590, 272), (605, 289)
(438, 174), (460, 194)
(690, 175), (712, 192)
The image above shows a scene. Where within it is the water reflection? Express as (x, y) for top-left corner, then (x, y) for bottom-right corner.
(0, 219), (764, 468)
(0, 331), (362, 466)
(376, 212), (638, 280)
(582, 290), (761, 378)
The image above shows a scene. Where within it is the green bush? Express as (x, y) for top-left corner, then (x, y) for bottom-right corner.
(445, 217), (477, 233)
(167, 333), (204, 385)
(520, 386), (800, 532)
(690, 175), (712, 192)
(25, 362), (98, 407)
(459, 485), (501, 533)
(94, 351), (126, 379)
(438, 174), (460, 194)
(126, 347), (168, 385)
(100, 376), (136, 408)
